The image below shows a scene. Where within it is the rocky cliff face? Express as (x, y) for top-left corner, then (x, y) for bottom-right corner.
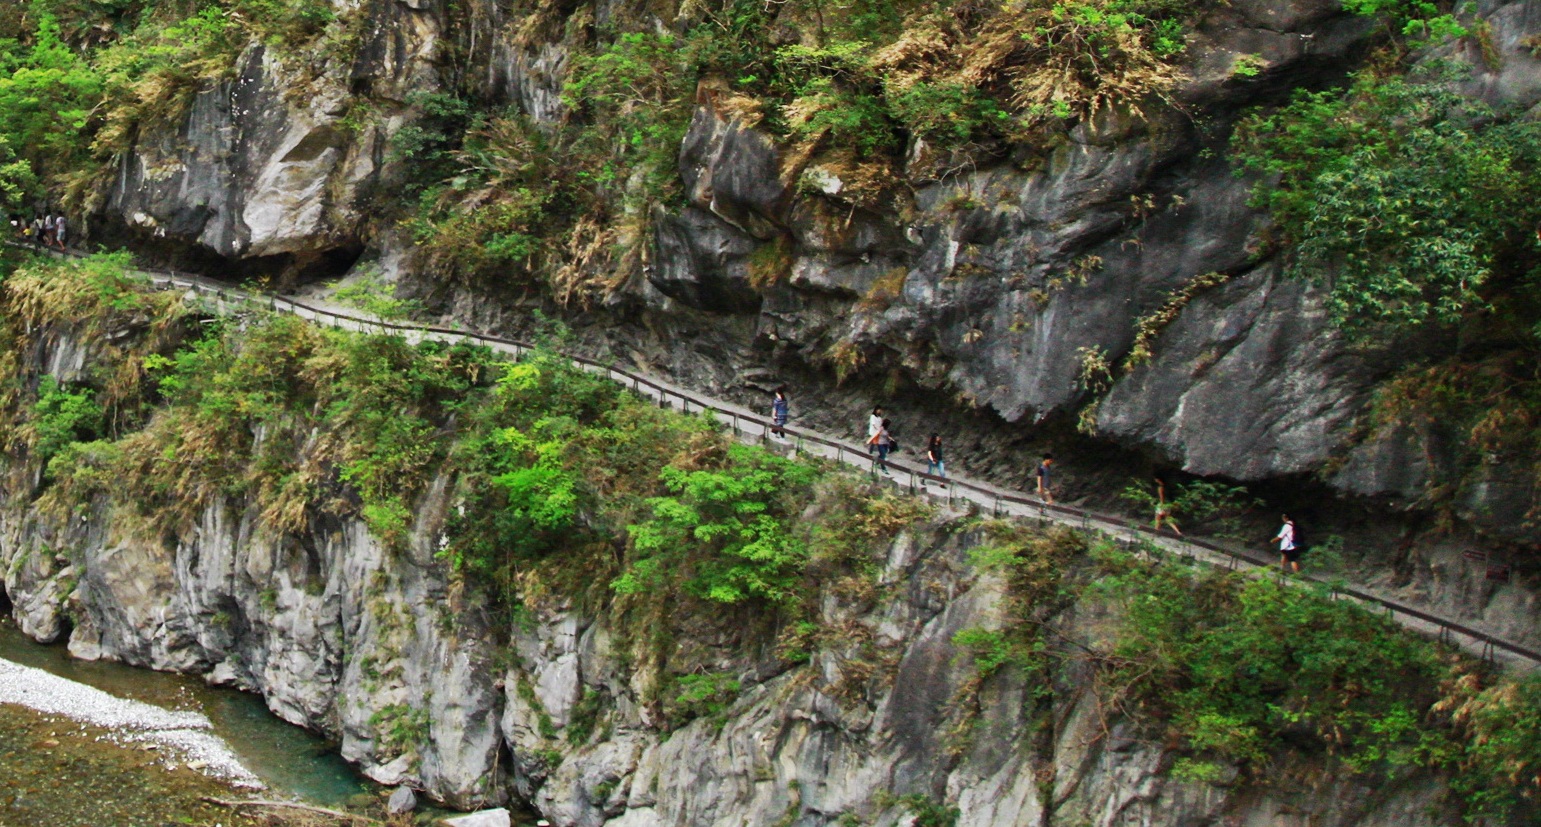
(74, 0), (1541, 655)
(0, 319), (1478, 824)
(3, 0), (1537, 822)
(86, 1), (1541, 514)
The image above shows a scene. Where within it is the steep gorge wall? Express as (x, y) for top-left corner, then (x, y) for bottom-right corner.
(73, 0), (1541, 651)
(0, 326), (1481, 826)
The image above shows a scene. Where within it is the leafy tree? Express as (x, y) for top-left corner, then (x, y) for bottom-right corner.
(1097, 564), (1446, 778)
(1236, 74), (1541, 337)
(0, 134), (37, 214)
(0, 9), (102, 193)
(29, 374), (102, 466)
(615, 442), (819, 606)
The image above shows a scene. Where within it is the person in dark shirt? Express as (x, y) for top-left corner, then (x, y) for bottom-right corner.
(770, 388), (789, 438)
(1036, 454), (1054, 504)
(924, 433), (946, 485)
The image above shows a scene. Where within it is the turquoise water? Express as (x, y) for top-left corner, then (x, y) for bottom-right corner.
(0, 619), (368, 807)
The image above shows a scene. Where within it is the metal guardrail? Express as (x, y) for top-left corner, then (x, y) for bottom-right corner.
(17, 244), (1541, 668)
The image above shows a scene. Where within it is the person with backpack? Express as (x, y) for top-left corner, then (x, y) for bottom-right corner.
(867, 407), (884, 455)
(52, 213), (67, 251)
(869, 418), (893, 475)
(1274, 514), (1302, 573)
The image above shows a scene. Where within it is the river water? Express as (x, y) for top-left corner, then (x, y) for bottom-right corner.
(0, 618), (369, 824)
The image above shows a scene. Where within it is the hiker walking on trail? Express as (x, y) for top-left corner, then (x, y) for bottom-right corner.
(1274, 514), (1301, 573)
(870, 419), (893, 475)
(924, 433), (946, 485)
(1036, 454), (1055, 504)
(770, 388), (789, 439)
(52, 213), (66, 251)
(1154, 476), (1182, 536)
(867, 407), (884, 455)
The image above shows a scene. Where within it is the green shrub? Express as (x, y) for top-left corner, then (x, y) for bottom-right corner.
(1235, 73), (1541, 337)
(668, 672), (741, 724)
(1094, 562), (1452, 781)
(951, 627), (1019, 678)
(893, 794), (958, 827)
(885, 81), (1011, 145)
(1118, 477), (1257, 536)
(1441, 673), (1541, 820)
(615, 442), (820, 606)
(29, 375), (102, 467)
(1340, 0), (1467, 44)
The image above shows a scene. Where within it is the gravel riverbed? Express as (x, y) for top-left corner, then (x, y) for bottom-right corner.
(0, 656), (263, 788)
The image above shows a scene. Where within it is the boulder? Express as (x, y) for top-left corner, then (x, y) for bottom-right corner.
(388, 786), (418, 815)
(438, 809), (511, 827)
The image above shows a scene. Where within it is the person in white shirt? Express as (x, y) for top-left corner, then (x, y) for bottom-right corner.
(867, 406), (883, 455)
(1273, 514), (1299, 573)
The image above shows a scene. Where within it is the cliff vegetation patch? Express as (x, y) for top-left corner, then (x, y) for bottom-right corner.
(1236, 62), (1541, 528)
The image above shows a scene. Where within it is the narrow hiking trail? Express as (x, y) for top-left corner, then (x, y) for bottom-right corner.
(20, 245), (1540, 670)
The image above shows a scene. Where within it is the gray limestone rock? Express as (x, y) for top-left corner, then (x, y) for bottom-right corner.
(438, 809), (511, 827)
(389, 785), (419, 815)
(679, 107), (789, 241)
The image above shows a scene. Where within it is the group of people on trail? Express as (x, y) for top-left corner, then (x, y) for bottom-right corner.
(10, 212), (67, 251)
(768, 393), (951, 486)
(770, 390), (1310, 572)
(864, 406), (948, 485)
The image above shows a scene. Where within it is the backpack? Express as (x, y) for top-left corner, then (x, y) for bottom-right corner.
(1290, 521), (1304, 551)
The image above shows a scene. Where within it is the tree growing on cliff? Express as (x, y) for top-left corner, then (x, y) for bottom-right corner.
(1237, 73), (1541, 338)
(615, 442), (819, 606)
(0, 10), (101, 199)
